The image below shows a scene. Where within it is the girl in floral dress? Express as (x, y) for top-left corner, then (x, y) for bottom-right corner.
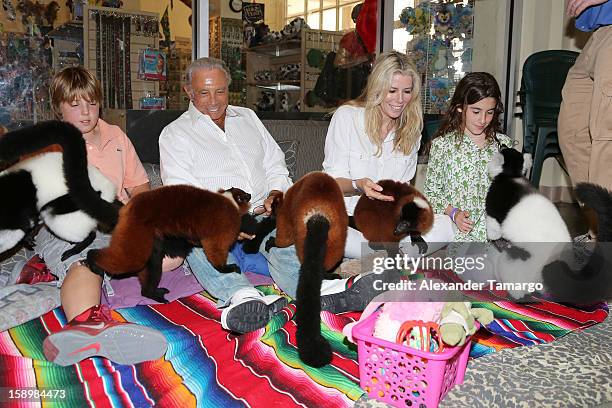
(424, 72), (512, 243)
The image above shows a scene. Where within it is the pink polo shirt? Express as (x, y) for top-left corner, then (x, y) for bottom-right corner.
(85, 119), (148, 203)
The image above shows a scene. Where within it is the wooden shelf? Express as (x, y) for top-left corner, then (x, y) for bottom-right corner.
(247, 80), (300, 86)
(244, 39), (301, 57)
(245, 29), (344, 113)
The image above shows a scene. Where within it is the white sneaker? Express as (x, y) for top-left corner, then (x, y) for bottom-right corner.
(220, 287), (288, 333)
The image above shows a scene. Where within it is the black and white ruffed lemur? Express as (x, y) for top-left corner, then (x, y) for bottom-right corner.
(486, 147), (612, 302)
(0, 121), (118, 260)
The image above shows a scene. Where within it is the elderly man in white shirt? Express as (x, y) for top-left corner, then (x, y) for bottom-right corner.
(160, 57), (400, 334)
(160, 57), (291, 334)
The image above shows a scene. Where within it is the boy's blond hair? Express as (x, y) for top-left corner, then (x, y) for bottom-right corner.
(50, 66), (102, 117)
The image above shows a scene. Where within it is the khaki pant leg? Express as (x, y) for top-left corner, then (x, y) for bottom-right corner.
(558, 36), (595, 186)
(588, 26), (612, 190)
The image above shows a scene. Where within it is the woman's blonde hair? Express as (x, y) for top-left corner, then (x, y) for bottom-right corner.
(50, 66), (102, 118)
(347, 51), (422, 156)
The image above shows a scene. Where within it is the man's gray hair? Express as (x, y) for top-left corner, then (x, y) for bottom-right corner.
(185, 57), (231, 87)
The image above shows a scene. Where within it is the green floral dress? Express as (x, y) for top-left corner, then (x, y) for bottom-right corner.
(423, 132), (512, 242)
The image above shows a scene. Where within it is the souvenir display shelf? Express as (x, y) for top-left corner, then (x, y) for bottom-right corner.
(210, 17), (246, 107)
(83, 5), (160, 110)
(245, 28), (344, 113)
(0, 31), (54, 126)
(162, 36), (191, 110)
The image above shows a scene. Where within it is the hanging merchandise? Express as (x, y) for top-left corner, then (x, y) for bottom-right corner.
(122, 15), (132, 109)
(399, 1), (432, 36)
(433, 2), (455, 38)
(355, 0), (378, 54)
(139, 48), (167, 81)
(242, 2), (265, 47)
(91, 8), (158, 38)
(140, 96), (166, 110)
(405, 37), (429, 73)
(92, 9), (134, 109)
(0, 29), (55, 124)
(306, 48), (326, 69)
(313, 51), (370, 108)
(401, 0), (474, 114)
(2, 0), (16, 21)
(160, 6), (171, 44)
(461, 39), (473, 72)
(454, 3), (474, 38)
(431, 42), (455, 75)
(428, 77), (452, 112)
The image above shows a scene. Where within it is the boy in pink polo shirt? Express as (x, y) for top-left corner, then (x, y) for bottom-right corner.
(38, 66), (182, 366)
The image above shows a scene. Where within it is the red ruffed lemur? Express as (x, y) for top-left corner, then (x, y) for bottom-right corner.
(265, 172), (348, 367)
(353, 179), (434, 257)
(86, 185), (251, 303)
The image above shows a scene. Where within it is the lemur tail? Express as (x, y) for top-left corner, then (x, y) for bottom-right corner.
(295, 215), (333, 368)
(542, 183), (612, 304)
(0, 121), (118, 228)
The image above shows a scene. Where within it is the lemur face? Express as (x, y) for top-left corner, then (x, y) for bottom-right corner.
(394, 197), (431, 235)
(488, 150), (505, 178)
(227, 187), (251, 205)
(488, 147), (524, 178)
(501, 148), (525, 177)
(219, 187), (251, 214)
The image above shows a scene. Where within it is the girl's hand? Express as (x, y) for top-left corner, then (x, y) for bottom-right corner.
(356, 178), (395, 201)
(454, 210), (474, 233)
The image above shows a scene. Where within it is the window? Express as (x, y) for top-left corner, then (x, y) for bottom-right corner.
(287, 0), (361, 31)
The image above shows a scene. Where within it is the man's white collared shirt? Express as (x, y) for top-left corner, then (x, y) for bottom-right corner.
(159, 103), (292, 208)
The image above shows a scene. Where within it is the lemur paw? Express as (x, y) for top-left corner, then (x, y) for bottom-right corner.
(84, 250), (106, 277)
(264, 237), (276, 252)
(143, 287), (170, 303)
(217, 263), (241, 274)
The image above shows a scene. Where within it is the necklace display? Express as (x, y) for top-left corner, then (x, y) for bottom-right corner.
(90, 8), (158, 109)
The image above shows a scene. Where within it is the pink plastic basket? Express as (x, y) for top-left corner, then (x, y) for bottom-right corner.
(352, 310), (475, 408)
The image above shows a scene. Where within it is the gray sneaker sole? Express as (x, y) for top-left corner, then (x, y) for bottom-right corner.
(43, 324), (168, 366)
(224, 297), (289, 334)
(320, 269), (403, 313)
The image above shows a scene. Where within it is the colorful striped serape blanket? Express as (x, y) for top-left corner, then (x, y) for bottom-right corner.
(0, 284), (607, 407)
(421, 269), (609, 358)
(470, 300), (608, 358)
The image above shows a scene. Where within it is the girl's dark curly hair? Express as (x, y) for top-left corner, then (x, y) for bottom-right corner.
(430, 72), (504, 149)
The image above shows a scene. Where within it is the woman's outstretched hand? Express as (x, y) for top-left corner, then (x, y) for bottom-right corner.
(356, 178), (395, 201)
